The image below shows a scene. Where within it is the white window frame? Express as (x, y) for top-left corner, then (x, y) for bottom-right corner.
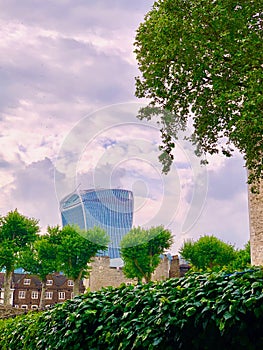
(18, 291), (26, 299)
(21, 304), (28, 309)
(68, 280), (74, 286)
(46, 279), (53, 286)
(23, 278), (31, 285)
(31, 291), (39, 299)
(31, 305), (38, 310)
(58, 292), (65, 300)
(45, 291), (53, 300)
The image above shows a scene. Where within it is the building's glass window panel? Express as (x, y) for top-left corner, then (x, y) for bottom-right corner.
(46, 280), (53, 286)
(58, 292), (65, 299)
(21, 305), (28, 309)
(45, 292), (53, 299)
(68, 280), (74, 286)
(23, 278), (31, 285)
(19, 291), (26, 299)
(31, 305), (38, 309)
(31, 291), (39, 299)
(60, 189), (134, 259)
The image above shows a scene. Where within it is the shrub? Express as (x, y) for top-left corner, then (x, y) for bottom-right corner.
(0, 269), (262, 349)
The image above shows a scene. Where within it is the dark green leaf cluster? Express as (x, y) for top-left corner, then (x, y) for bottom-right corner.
(1, 269), (263, 349)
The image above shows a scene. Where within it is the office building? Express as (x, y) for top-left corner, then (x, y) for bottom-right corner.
(60, 189), (134, 258)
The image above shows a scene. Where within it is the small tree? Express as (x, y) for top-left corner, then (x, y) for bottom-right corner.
(57, 225), (109, 296)
(229, 241), (251, 270)
(120, 226), (173, 283)
(19, 227), (60, 308)
(0, 210), (39, 306)
(179, 235), (237, 270)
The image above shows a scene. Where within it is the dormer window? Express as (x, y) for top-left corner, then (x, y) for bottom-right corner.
(23, 278), (31, 285)
(68, 280), (74, 286)
(46, 280), (53, 286)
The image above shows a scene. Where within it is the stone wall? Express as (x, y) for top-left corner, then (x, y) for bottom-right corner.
(0, 305), (26, 319)
(249, 179), (263, 266)
(85, 255), (180, 292)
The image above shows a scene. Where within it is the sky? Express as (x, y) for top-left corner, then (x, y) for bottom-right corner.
(0, 0), (250, 253)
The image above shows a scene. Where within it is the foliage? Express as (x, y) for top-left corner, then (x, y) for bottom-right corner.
(120, 226), (173, 283)
(19, 228), (60, 308)
(19, 230), (59, 282)
(0, 209), (39, 305)
(179, 235), (240, 270)
(0, 209), (39, 270)
(134, 0), (262, 186)
(0, 269), (263, 349)
(229, 241), (251, 270)
(57, 225), (109, 295)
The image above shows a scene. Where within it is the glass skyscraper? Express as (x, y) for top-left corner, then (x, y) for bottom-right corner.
(60, 189), (134, 258)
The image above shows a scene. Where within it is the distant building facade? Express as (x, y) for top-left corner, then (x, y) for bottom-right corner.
(0, 273), (85, 309)
(60, 189), (134, 259)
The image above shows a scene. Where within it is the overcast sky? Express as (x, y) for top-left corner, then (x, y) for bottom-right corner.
(0, 0), (250, 253)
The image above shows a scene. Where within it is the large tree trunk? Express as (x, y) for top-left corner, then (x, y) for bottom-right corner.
(248, 179), (263, 266)
(39, 282), (47, 309)
(73, 272), (82, 297)
(3, 270), (13, 307)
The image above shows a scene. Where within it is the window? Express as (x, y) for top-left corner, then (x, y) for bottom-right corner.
(58, 292), (65, 300)
(23, 278), (31, 285)
(21, 305), (28, 309)
(68, 280), (74, 286)
(31, 305), (38, 310)
(45, 292), (53, 300)
(18, 291), (26, 299)
(31, 291), (39, 299)
(46, 279), (53, 286)
(14, 305), (19, 308)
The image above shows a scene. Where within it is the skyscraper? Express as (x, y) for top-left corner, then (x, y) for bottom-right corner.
(60, 189), (134, 258)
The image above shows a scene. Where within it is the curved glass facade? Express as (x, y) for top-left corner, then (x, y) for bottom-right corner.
(60, 189), (134, 258)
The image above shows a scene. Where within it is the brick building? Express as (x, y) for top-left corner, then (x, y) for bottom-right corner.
(0, 272), (85, 309)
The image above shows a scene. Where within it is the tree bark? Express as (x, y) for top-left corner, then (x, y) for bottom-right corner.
(39, 282), (46, 309)
(73, 271), (82, 297)
(248, 179), (263, 266)
(3, 269), (13, 307)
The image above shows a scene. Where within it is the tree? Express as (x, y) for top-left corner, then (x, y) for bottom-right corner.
(57, 225), (109, 296)
(0, 210), (39, 306)
(179, 235), (237, 270)
(120, 226), (173, 283)
(19, 227), (60, 308)
(134, 0), (262, 186)
(229, 241), (251, 269)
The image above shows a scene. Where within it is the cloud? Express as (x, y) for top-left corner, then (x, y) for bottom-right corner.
(0, 158), (60, 231)
(208, 156), (248, 200)
(0, 0), (250, 254)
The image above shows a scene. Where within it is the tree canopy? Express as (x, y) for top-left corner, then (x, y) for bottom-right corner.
(120, 226), (173, 283)
(57, 225), (109, 296)
(135, 0), (262, 186)
(0, 209), (39, 306)
(179, 235), (249, 270)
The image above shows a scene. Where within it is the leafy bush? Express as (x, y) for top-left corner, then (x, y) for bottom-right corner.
(0, 269), (263, 349)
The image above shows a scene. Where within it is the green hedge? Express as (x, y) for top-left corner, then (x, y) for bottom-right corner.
(0, 269), (263, 349)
